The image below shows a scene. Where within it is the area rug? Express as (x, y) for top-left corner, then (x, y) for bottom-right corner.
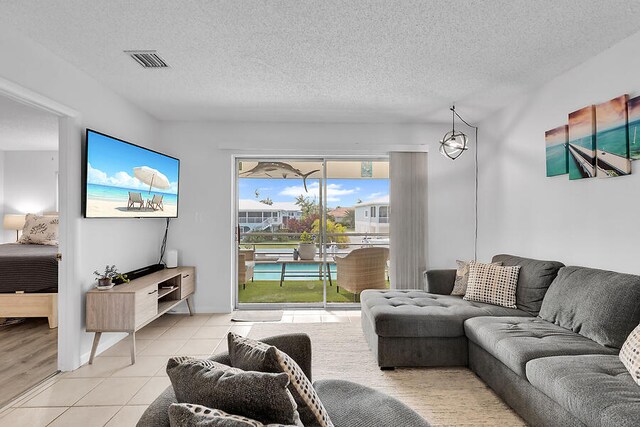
(249, 322), (525, 426)
(232, 310), (283, 322)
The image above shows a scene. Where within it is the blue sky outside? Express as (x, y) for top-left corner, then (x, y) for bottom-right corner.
(239, 177), (389, 208)
(87, 131), (179, 194)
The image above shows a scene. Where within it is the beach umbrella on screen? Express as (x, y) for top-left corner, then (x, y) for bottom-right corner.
(133, 166), (170, 194)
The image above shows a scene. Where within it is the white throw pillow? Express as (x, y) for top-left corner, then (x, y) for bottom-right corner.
(19, 214), (59, 246)
(620, 323), (640, 386)
(463, 261), (520, 308)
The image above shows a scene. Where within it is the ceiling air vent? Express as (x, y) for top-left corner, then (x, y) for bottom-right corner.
(125, 50), (169, 68)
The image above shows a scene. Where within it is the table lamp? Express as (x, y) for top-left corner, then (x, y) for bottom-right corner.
(3, 214), (26, 241)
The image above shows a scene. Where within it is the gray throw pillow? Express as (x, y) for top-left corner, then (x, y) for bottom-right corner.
(168, 403), (299, 427)
(166, 357), (302, 426)
(227, 333), (334, 427)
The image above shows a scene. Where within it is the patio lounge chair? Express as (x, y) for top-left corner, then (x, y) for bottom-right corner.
(334, 247), (389, 301)
(147, 194), (164, 211)
(238, 250), (255, 290)
(127, 192), (144, 210)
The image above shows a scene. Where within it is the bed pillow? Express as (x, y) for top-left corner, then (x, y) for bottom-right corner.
(166, 357), (301, 426)
(228, 333), (333, 427)
(19, 214), (58, 246)
(169, 404), (300, 427)
(463, 261), (520, 308)
(451, 260), (503, 296)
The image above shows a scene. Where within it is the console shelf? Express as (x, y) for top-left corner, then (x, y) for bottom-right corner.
(86, 266), (196, 364)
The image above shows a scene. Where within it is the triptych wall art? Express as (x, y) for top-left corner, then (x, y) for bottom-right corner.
(546, 94), (639, 179)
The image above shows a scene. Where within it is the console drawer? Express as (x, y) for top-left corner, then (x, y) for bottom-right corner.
(180, 269), (195, 299)
(135, 286), (158, 327)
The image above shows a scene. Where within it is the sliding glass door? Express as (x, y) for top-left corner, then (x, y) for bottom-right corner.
(235, 157), (390, 308)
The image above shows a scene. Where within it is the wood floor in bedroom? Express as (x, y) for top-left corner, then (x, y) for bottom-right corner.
(0, 318), (57, 407)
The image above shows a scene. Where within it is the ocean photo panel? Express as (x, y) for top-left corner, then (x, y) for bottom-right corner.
(545, 125), (568, 177)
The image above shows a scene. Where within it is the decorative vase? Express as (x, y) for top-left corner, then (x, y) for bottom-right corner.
(297, 243), (316, 260)
(97, 278), (114, 290)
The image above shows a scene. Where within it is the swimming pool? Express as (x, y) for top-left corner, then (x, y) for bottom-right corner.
(253, 263), (337, 281)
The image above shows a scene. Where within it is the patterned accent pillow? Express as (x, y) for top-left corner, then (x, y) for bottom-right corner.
(463, 261), (520, 308)
(19, 214), (58, 246)
(168, 403), (300, 427)
(620, 323), (640, 386)
(166, 357), (302, 426)
(228, 333), (334, 427)
(451, 260), (503, 296)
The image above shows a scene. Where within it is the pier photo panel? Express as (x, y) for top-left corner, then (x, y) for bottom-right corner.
(568, 105), (596, 180)
(628, 96), (640, 160)
(595, 94), (631, 178)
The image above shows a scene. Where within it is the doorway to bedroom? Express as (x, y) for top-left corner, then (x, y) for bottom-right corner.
(234, 157), (390, 309)
(0, 94), (60, 406)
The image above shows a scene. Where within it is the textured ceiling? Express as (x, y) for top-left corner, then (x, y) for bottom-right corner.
(0, 96), (58, 151)
(1, 1), (639, 123)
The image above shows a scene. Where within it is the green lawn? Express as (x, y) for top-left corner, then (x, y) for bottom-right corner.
(238, 280), (372, 303)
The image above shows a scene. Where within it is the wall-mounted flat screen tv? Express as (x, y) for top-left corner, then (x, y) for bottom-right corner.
(84, 129), (179, 218)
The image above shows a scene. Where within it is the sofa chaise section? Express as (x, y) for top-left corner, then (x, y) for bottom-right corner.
(360, 254), (563, 368)
(361, 290), (530, 367)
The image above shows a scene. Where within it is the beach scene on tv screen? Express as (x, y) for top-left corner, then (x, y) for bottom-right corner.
(86, 132), (178, 218)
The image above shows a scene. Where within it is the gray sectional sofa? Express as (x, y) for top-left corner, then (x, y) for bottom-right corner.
(361, 254), (640, 427)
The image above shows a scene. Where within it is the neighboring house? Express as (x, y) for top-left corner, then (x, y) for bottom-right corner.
(354, 196), (389, 233)
(238, 199), (302, 232)
(328, 207), (352, 224)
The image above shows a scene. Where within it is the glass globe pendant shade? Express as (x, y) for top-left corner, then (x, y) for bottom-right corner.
(439, 130), (468, 160)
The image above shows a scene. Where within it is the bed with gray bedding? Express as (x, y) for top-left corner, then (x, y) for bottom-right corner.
(0, 243), (58, 293)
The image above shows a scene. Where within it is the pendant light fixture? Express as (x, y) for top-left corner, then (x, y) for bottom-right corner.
(438, 105), (480, 261)
(439, 105), (469, 160)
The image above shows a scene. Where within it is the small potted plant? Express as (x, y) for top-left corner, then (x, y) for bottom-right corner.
(93, 265), (129, 290)
(297, 231), (316, 260)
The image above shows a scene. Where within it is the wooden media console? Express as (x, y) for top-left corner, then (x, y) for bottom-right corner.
(86, 266), (195, 364)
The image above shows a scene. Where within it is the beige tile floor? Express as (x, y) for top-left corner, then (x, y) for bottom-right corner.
(0, 310), (360, 427)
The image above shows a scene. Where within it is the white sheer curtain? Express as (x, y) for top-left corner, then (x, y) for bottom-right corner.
(389, 151), (428, 290)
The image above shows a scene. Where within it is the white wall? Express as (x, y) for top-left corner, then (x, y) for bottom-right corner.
(2, 151), (58, 243)
(156, 121), (477, 312)
(478, 30), (640, 274)
(0, 25), (164, 368)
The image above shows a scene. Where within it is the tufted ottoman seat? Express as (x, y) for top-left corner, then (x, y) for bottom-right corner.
(360, 290), (531, 368)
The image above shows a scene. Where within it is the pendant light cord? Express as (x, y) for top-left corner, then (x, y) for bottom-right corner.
(452, 108), (479, 261)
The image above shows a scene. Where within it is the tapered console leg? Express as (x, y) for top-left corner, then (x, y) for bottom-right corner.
(186, 296), (194, 316)
(89, 332), (102, 365)
(129, 331), (136, 365)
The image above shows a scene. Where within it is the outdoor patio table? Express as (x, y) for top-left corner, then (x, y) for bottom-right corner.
(278, 258), (335, 287)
